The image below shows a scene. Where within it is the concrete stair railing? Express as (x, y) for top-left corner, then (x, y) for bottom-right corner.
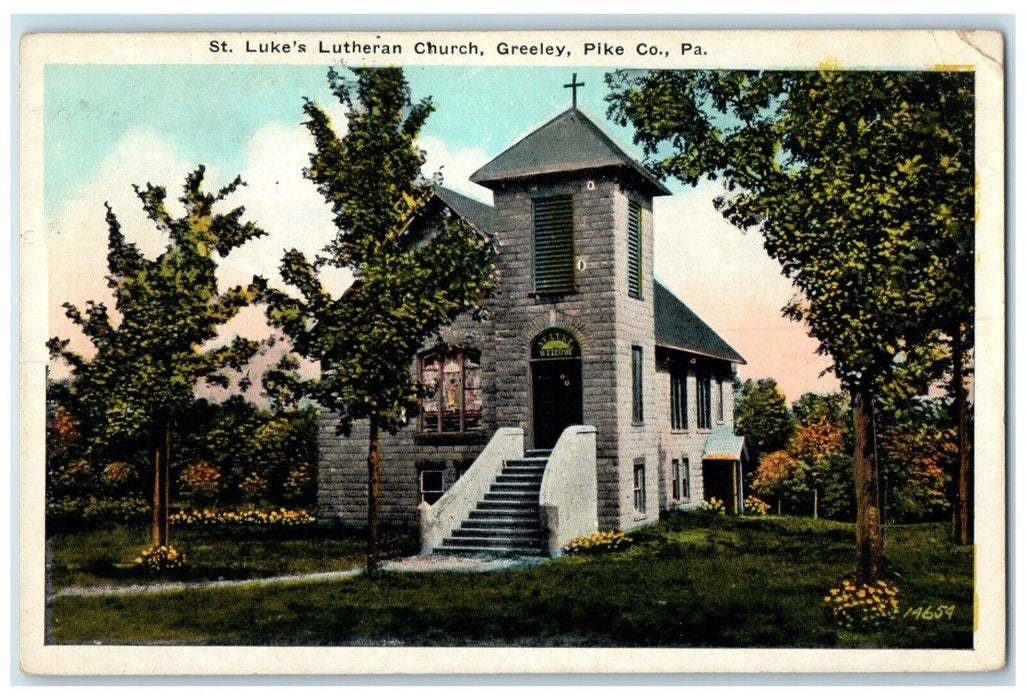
(539, 425), (598, 556)
(418, 427), (524, 554)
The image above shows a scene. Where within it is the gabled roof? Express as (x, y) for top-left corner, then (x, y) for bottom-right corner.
(470, 107), (670, 197)
(434, 185), (495, 236)
(703, 426), (747, 461)
(654, 280), (746, 365)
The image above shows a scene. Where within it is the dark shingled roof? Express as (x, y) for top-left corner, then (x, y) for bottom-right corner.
(655, 280), (746, 364)
(434, 185), (495, 235)
(470, 107), (670, 197)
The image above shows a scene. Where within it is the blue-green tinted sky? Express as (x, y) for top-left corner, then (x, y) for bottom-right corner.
(44, 64), (650, 216)
(43, 62), (837, 401)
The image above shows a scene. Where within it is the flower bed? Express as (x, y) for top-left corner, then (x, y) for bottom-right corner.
(823, 579), (902, 631)
(136, 544), (186, 574)
(169, 507), (315, 529)
(563, 530), (633, 555)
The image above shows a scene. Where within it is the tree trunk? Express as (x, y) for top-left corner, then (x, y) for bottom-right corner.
(952, 333), (973, 544)
(853, 388), (884, 584)
(365, 413), (381, 577)
(151, 421), (170, 547)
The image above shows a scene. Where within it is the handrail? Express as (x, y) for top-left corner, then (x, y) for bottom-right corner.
(538, 425), (598, 556)
(418, 427), (524, 553)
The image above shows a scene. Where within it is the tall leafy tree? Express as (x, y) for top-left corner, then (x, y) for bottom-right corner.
(608, 70), (974, 581)
(262, 67), (496, 575)
(48, 167), (266, 546)
(736, 378), (793, 471)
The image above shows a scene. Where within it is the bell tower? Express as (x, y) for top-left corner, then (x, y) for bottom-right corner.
(470, 80), (670, 528)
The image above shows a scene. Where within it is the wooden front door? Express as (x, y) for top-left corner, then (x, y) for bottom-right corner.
(531, 358), (583, 450)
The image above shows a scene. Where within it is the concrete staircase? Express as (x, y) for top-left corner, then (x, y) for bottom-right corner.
(433, 449), (551, 557)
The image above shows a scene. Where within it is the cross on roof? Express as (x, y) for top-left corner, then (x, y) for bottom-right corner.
(563, 73), (585, 108)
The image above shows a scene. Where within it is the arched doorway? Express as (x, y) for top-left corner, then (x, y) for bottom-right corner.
(530, 327), (583, 450)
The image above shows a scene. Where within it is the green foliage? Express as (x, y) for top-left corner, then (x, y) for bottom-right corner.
(262, 67), (496, 436)
(751, 391), (854, 520)
(50, 518), (972, 649)
(48, 523), (419, 589)
(607, 69), (972, 396)
(607, 69), (973, 575)
(261, 67), (496, 573)
(47, 168), (267, 541)
(736, 378), (793, 470)
(878, 398), (954, 523)
(48, 167), (266, 441)
(173, 397), (319, 507)
(47, 496), (151, 535)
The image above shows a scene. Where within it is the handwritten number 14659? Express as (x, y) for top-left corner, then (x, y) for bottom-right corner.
(903, 605), (956, 621)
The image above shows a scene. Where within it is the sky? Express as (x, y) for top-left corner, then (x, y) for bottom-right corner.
(43, 63), (840, 405)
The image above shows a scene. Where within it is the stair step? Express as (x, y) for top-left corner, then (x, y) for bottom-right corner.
(434, 544), (545, 557)
(429, 444), (550, 558)
(490, 483), (540, 493)
(504, 457), (549, 467)
(466, 511), (539, 523)
(455, 525), (539, 535)
(444, 535), (541, 548)
(495, 473), (543, 483)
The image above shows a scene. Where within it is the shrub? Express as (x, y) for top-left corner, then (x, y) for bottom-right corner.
(240, 471), (268, 500)
(102, 461), (133, 486)
(823, 579), (901, 631)
(135, 544), (186, 574)
(179, 461), (221, 500)
(563, 530), (633, 555)
(743, 495), (771, 516)
(47, 496), (150, 533)
(700, 497), (726, 515)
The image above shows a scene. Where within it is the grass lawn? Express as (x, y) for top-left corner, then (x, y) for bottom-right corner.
(48, 522), (419, 588)
(48, 513), (974, 648)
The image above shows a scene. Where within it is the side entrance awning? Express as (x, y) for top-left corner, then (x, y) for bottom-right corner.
(703, 426), (747, 462)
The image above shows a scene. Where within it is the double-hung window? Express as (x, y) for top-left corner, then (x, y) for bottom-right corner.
(697, 374), (712, 430)
(670, 366), (687, 430)
(633, 460), (646, 512)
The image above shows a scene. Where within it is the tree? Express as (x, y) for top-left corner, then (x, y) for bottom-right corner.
(878, 397), (954, 524)
(736, 378), (793, 471)
(607, 70), (974, 581)
(48, 167), (266, 546)
(262, 67), (496, 575)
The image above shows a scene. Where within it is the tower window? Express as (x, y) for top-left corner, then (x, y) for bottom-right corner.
(532, 194), (576, 293)
(631, 345), (644, 423)
(627, 199), (642, 299)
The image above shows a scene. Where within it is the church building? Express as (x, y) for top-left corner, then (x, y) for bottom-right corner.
(318, 87), (746, 556)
